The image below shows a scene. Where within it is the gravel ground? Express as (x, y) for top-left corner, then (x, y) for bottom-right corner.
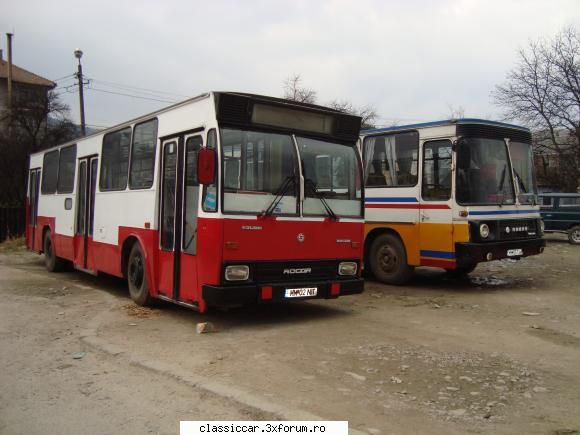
(0, 235), (579, 435)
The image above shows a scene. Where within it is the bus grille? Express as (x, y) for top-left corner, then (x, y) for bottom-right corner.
(499, 219), (538, 240)
(253, 260), (345, 283)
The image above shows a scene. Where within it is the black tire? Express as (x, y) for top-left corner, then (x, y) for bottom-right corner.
(568, 225), (580, 245)
(446, 262), (477, 277)
(369, 233), (414, 285)
(127, 243), (152, 306)
(43, 230), (66, 272)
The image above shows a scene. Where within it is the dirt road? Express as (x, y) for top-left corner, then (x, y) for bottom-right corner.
(0, 235), (579, 434)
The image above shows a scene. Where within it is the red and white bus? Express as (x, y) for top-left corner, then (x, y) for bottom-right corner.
(25, 92), (365, 312)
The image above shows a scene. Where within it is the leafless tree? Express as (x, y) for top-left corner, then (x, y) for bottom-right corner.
(282, 74), (318, 104)
(493, 26), (580, 191)
(0, 90), (77, 206)
(327, 99), (379, 129)
(446, 104), (466, 120)
(282, 74), (380, 128)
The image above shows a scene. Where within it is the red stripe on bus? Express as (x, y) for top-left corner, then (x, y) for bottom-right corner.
(420, 258), (457, 268)
(365, 204), (451, 210)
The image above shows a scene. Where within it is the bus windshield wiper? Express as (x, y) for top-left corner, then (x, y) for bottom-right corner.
(513, 169), (528, 193)
(261, 175), (296, 217)
(304, 178), (337, 220)
(498, 164), (507, 206)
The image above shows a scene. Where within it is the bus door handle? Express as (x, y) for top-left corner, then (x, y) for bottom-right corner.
(421, 214), (430, 221)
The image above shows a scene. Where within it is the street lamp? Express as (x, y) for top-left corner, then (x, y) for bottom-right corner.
(74, 48), (86, 136)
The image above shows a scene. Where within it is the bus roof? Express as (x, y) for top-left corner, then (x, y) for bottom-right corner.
(362, 118), (530, 135)
(34, 91), (359, 155)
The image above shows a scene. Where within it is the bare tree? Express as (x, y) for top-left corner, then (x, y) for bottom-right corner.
(446, 104), (466, 119)
(283, 74), (318, 104)
(493, 26), (580, 191)
(327, 99), (379, 129)
(282, 74), (380, 128)
(0, 90), (77, 206)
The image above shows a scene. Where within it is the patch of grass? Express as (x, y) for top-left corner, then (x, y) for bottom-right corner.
(0, 236), (26, 253)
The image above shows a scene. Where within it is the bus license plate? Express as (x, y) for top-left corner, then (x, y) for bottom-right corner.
(285, 287), (317, 298)
(507, 248), (523, 257)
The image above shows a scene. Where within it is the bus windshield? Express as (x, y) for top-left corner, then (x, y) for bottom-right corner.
(221, 128), (298, 215)
(509, 141), (538, 204)
(296, 137), (363, 218)
(221, 128), (362, 217)
(456, 137), (515, 205)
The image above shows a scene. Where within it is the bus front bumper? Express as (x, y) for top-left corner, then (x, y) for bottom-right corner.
(455, 238), (546, 266)
(202, 278), (364, 307)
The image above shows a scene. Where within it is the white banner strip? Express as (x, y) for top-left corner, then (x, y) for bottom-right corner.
(181, 421), (348, 435)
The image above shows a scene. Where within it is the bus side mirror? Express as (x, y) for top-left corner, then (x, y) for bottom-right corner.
(197, 148), (216, 185)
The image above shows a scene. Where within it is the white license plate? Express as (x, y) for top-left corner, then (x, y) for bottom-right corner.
(507, 248), (523, 257)
(285, 287), (318, 298)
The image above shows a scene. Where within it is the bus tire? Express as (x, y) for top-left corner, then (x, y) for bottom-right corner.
(43, 230), (66, 272)
(568, 225), (580, 245)
(369, 233), (414, 285)
(127, 243), (152, 306)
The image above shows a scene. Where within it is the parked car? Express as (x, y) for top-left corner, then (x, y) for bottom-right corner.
(539, 193), (580, 245)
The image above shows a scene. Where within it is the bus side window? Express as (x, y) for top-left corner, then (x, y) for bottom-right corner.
(201, 129), (218, 212)
(364, 132), (418, 187)
(129, 119), (158, 190)
(41, 150), (60, 195)
(422, 140), (452, 201)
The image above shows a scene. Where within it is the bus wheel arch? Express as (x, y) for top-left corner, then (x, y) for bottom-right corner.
(42, 226), (65, 272)
(121, 236), (139, 279)
(366, 229), (414, 285)
(123, 237), (153, 306)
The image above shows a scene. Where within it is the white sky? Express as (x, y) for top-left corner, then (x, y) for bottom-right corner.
(2, 0), (579, 129)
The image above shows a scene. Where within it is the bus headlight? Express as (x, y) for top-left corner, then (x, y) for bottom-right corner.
(480, 223), (490, 239)
(225, 265), (250, 281)
(338, 261), (357, 276)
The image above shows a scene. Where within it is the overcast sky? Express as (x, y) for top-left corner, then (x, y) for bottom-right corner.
(2, 0), (579, 129)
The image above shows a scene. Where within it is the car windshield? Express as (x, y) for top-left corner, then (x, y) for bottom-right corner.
(509, 141), (538, 204)
(296, 137), (363, 218)
(456, 137), (515, 205)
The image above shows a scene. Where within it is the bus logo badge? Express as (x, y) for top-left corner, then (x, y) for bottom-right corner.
(297, 233), (305, 243)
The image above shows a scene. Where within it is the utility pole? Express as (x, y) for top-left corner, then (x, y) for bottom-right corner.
(74, 48), (86, 136)
(6, 33), (14, 112)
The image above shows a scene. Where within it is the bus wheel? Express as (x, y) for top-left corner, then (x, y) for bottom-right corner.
(568, 226), (580, 245)
(127, 243), (152, 306)
(369, 233), (414, 285)
(43, 230), (65, 272)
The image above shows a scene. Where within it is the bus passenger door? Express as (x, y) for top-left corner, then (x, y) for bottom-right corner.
(179, 134), (203, 302)
(26, 169), (42, 251)
(419, 140), (455, 268)
(158, 139), (181, 299)
(158, 134), (203, 304)
(74, 156), (98, 271)
(27, 168), (41, 250)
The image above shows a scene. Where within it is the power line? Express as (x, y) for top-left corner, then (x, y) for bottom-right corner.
(52, 73), (75, 82)
(87, 87), (179, 104)
(89, 78), (190, 99)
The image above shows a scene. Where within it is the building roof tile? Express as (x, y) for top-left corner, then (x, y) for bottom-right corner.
(0, 60), (55, 88)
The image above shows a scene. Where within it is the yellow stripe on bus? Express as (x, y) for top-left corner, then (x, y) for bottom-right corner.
(364, 222), (470, 266)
